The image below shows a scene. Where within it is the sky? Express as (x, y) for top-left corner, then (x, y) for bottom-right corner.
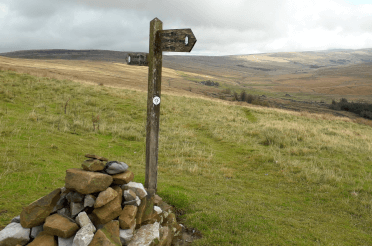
(0, 0), (371, 56)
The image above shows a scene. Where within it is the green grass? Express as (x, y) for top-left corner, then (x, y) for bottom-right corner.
(1, 69), (372, 245)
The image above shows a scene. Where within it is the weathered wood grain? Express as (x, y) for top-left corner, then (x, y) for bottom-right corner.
(145, 18), (163, 195)
(159, 29), (197, 52)
(127, 53), (148, 66)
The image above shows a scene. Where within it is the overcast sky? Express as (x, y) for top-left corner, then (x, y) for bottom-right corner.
(0, 0), (371, 56)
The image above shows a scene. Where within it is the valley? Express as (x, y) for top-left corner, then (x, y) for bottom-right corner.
(0, 48), (371, 122)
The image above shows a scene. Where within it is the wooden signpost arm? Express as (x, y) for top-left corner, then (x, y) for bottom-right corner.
(145, 18), (163, 195)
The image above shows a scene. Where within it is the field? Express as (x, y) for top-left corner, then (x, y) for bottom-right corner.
(1, 65), (372, 245)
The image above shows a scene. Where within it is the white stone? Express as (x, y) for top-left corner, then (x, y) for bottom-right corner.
(123, 182), (148, 199)
(128, 222), (160, 246)
(120, 228), (135, 245)
(163, 211), (169, 218)
(72, 223), (95, 246)
(124, 189), (137, 201)
(75, 212), (96, 233)
(154, 206), (162, 214)
(58, 235), (74, 246)
(135, 196), (141, 206)
(0, 222), (31, 246)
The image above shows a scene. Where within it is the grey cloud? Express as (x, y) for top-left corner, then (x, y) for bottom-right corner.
(6, 0), (68, 19)
(0, 0), (371, 55)
(67, 0), (286, 32)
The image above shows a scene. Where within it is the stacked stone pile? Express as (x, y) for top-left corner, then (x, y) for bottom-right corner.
(0, 154), (183, 246)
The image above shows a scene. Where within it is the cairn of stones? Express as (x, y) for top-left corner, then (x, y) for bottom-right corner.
(0, 154), (183, 246)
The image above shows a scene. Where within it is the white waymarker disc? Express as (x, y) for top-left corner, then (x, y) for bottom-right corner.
(153, 96), (160, 105)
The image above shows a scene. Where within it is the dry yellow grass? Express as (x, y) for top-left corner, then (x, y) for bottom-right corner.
(2, 55), (372, 101)
(271, 75), (372, 95)
(232, 54), (291, 63)
(1, 55), (371, 126)
(232, 51), (338, 64)
(0, 56), (218, 99)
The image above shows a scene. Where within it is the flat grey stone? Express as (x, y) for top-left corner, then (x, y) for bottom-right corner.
(104, 161), (129, 174)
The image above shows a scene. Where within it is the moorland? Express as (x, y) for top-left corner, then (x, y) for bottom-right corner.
(0, 48), (372, 245)
(1, 48), (372, 121)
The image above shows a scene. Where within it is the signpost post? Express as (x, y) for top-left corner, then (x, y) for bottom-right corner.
(127, 17), (196, 196)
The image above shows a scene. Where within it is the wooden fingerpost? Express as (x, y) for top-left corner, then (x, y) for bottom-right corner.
(127, 17), (197, 196)
(145, 17), (163, 196)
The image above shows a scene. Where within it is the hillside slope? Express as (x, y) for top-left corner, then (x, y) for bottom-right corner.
(1, 69), (372, 245)
(1, 48), (372, 122)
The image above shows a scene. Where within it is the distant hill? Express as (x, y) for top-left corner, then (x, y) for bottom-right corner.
(1, 48), (372, 77)
(0, 49), (133, 64)
(163, 48), (372, 76)
(1, 47), (372, 119)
